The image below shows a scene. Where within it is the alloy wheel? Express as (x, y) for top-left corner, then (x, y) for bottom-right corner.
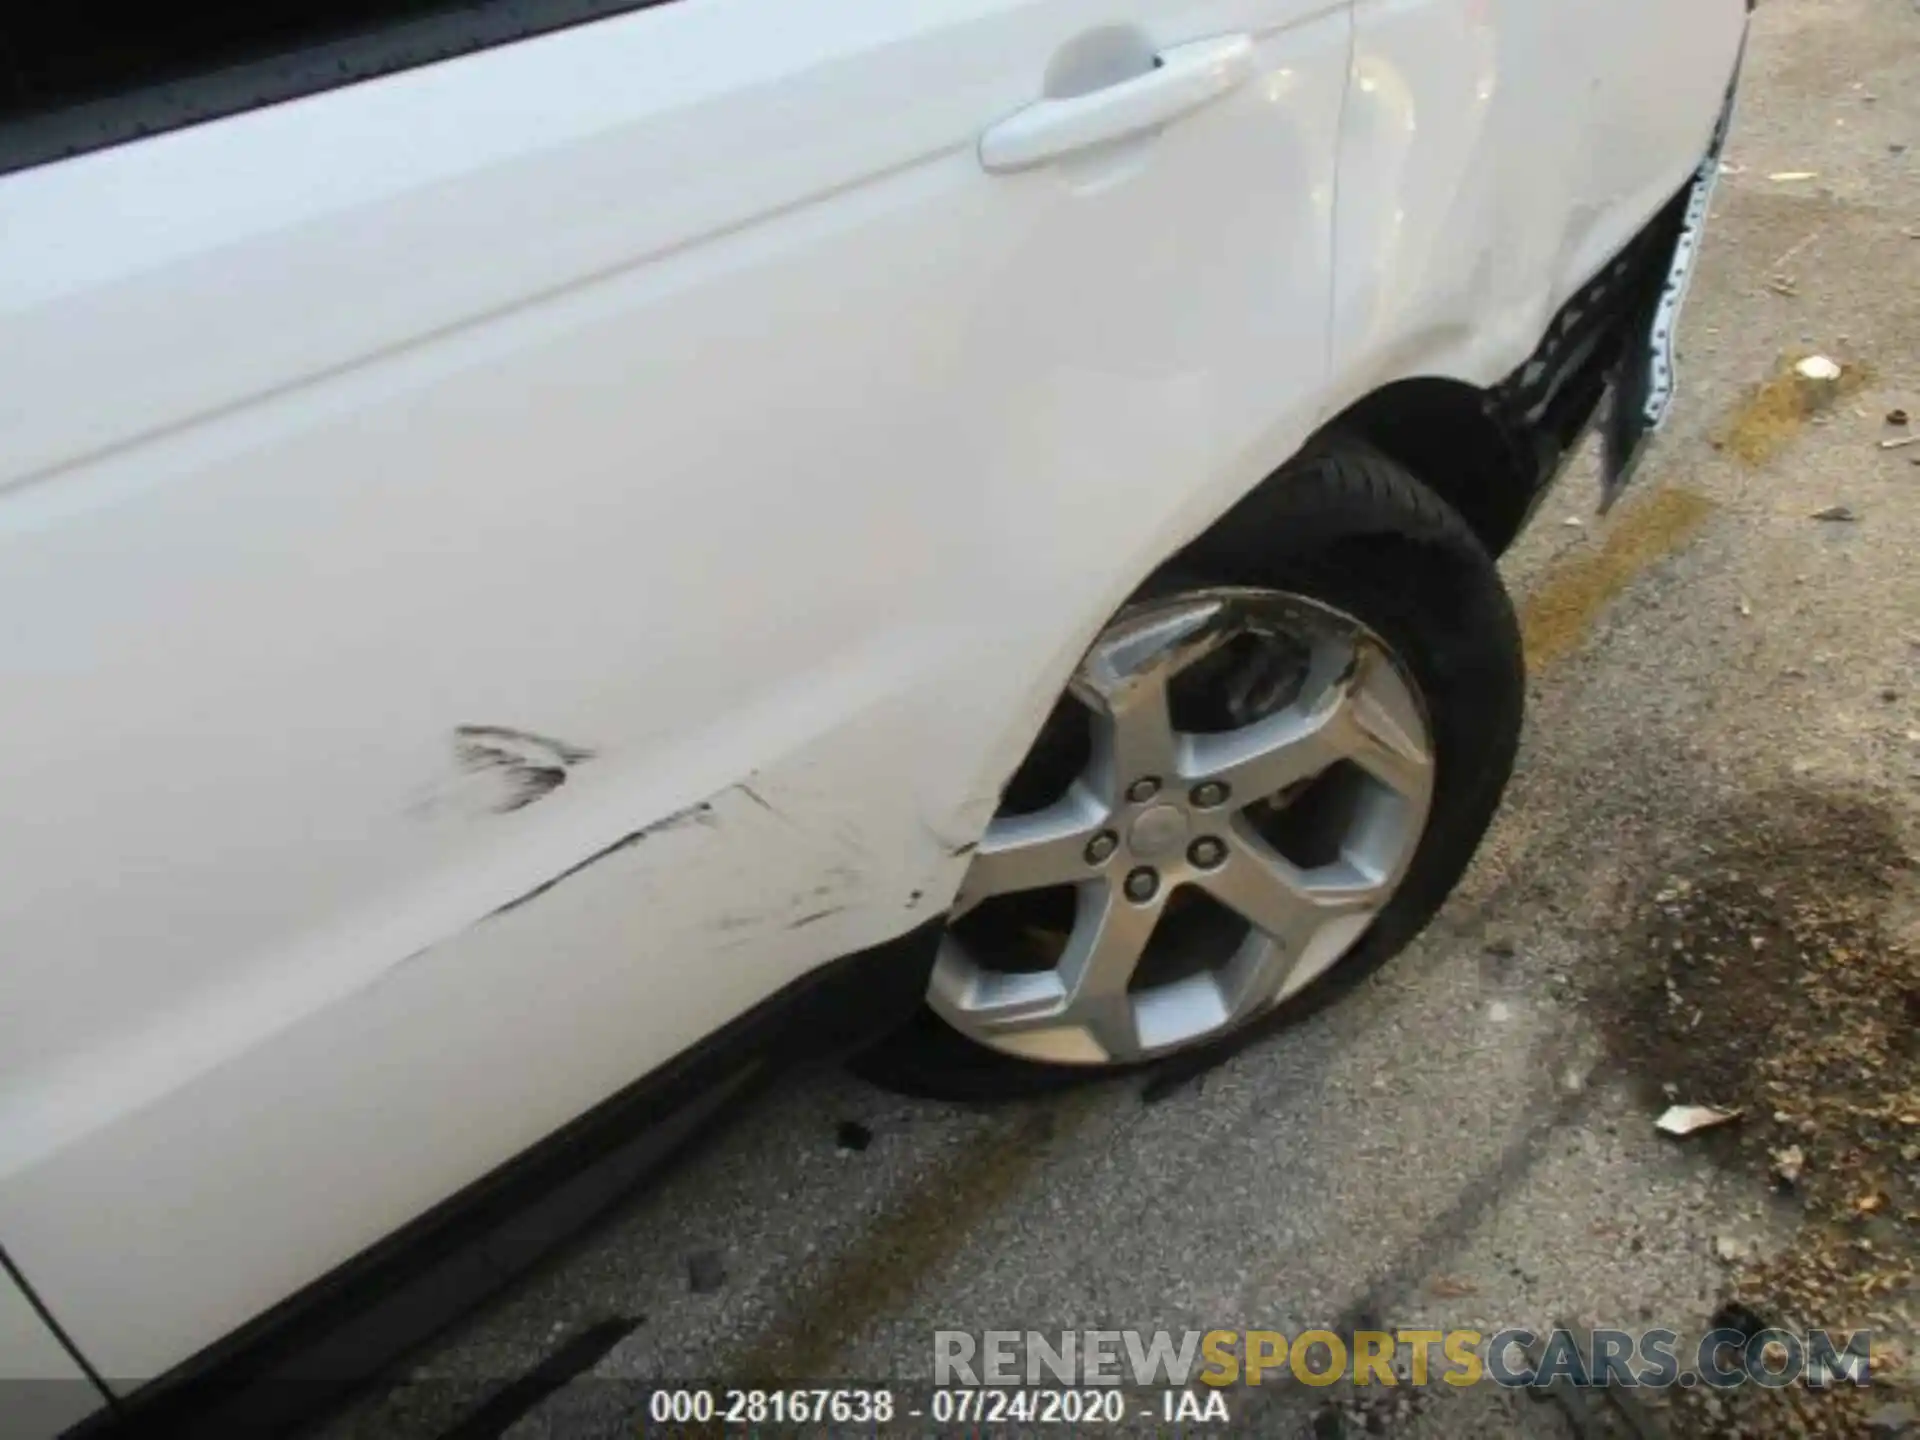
(930, 587), (1436, 1065)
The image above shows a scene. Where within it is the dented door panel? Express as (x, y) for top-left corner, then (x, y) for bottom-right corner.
(0, 0), (1349, 1385)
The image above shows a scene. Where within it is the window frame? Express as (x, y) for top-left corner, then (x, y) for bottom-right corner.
(0, 0), (674, 177)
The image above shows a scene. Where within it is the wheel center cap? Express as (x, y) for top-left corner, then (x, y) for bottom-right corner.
(1127, 803), (1189, 860)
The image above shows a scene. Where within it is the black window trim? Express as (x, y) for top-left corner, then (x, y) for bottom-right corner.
(0, 0), (675, 179)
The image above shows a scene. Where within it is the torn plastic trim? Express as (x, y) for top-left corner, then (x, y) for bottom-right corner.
(1487, 20), (1750, 520)
(1596, 22), (1750, 511)
(1483, 206), (1678, 531)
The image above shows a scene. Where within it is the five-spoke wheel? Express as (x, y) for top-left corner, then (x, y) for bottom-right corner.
(931, 588), (1435, 1065)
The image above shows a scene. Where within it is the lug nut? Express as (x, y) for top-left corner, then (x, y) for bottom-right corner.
(1188, 836), (1227, 869)
(1126, 776), (1161, 803)
(1123, 866), (1159, 902)
(1190, 780), (1230, 809)
(1084, 831), (1119, 865)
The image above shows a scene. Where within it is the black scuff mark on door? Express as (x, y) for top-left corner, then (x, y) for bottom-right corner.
(453, 725), (597, 813)
(788, 906), (846, 931)
(483, 800), (715, 924)
(455, 724), (595, 766)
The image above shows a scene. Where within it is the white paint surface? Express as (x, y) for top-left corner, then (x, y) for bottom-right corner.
(0, 0), (1747, 1390)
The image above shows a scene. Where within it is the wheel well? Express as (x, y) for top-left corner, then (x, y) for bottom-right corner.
(1321, 378), (1538, 557)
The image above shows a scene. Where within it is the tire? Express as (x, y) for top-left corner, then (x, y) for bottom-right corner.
(856, 439), (1525, 1101)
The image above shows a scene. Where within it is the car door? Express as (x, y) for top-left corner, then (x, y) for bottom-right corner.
(0, 0), (1351, 1389)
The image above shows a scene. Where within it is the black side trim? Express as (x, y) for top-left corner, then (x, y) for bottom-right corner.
(434, 1316), (642, 1440)
(1596, 22), (1746, 511)
(1485, 187), (1689, 504)
(1479, 177), (1696, 531)
(1, 1246), (117, 1411)
(67, 917), (943, 1440)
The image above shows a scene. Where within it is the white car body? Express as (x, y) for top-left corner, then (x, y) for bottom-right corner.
(0, 0), (1746, 1428)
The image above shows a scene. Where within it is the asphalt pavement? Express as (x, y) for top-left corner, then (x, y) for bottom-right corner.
(320, 2), (1920, 1434)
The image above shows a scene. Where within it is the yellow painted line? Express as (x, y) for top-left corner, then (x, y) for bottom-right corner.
(1522, 349), (1873, 672)
(1714, 353), (1870, 468)
(1519, 486), (1717, 671)
(725, 1094), (1101, 1381)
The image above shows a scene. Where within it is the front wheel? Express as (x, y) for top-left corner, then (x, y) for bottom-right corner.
(858, 440), (1525, 1099)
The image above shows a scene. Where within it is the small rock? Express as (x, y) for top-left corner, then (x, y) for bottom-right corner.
(687, 1249), (726, 1294)
(835, 1120), (873, 1152)
(1810, 504), (1858, 522)
(1772, 1144), (1806, 1185)
(1890, 409), (1912, 427)
(1714, 1235), (1748, 1263)
(1867, 1402), (1917, 1439)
